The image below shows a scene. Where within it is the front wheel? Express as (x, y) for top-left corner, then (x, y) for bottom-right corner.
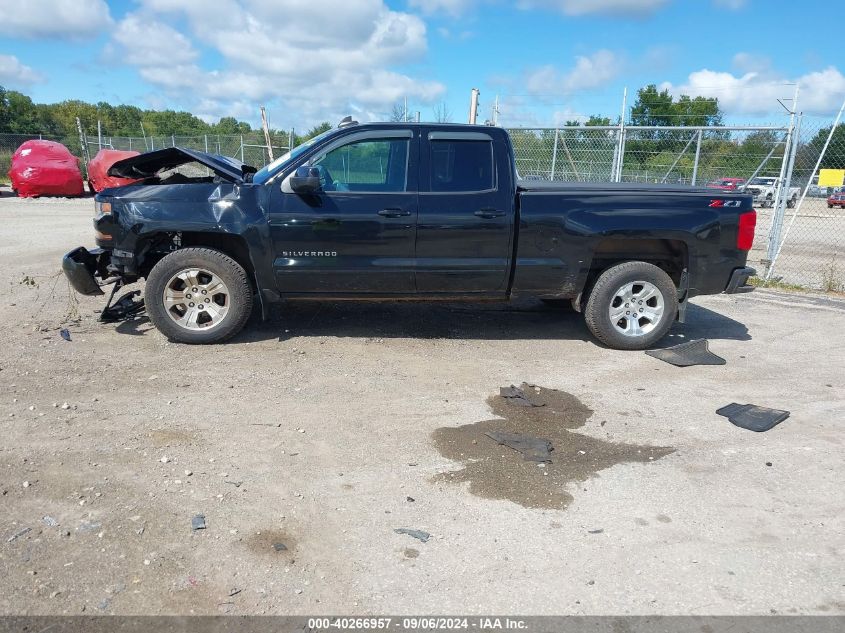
(583, 261), (678, 350)
(145, 247), (253, 344)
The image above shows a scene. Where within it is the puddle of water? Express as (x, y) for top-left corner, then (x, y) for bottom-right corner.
(432, 383), (674, 509)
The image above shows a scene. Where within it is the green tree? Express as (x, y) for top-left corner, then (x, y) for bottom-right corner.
(800, 124), (845, 170)
(300, 122), (332, 143)
(631, 84), (722, 127)
(4, 91), (40, 133)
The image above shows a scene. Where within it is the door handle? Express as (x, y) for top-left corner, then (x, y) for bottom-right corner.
(378, 208), (411, 218)
(474, 208), (505, 219)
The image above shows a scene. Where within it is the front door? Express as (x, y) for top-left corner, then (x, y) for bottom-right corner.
(415, 131), (514, 293)
(268, 130), (417, 294)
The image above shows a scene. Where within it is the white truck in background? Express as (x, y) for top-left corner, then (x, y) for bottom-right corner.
(744, 176), (800, 208)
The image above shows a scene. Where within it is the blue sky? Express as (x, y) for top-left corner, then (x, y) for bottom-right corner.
(0, 0), (843, 130)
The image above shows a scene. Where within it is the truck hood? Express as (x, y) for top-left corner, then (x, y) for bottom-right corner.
(107, 147), (257, 184)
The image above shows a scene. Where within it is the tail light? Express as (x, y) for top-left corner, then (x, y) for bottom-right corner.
(737, 210), (756, 250)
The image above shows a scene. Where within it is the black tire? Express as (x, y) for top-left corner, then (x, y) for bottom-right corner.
(584, 261), (678, 350)
(145, 247), (253, 344)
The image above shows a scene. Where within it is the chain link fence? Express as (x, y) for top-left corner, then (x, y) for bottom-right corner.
(81, 134), (290, 173)
(508, 117), (845, 291)
(2, 115), (843, 292)
(0, 132), (290, 183)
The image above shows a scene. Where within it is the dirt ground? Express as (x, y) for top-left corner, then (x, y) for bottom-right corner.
(0, 193), (843, 616)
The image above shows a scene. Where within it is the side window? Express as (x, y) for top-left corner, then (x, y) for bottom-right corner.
(313, 138), (409, 192)
(430, 140), (494, 192)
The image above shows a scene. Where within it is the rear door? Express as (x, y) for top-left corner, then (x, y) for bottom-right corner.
(415, 131), (514, 293)
(268, 130), (418, 294)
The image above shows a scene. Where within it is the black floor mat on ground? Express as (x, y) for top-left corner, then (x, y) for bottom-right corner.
(645, 339), (726, 367)
(716, 403), (790, 432)
(484, 431), (554, 462)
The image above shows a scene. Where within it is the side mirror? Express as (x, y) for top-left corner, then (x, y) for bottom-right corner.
(289, 166), (321, 194)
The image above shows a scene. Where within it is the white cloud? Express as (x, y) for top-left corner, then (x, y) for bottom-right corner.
(0, 0), (111, 39)
(107, 0), (445, 125)
(113, 14), (198, 67)
(0, 55), (43, 85)
(526, 50), (621, 94)
(665, 66), (845, 115)
(518, 0), (669, 16)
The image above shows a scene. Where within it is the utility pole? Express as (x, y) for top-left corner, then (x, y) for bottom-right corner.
(491, 95), (500, 126)
(468, 88), (480, 124)
(404, 96), (408, 122)
(97, 119), (103, 151)
(415, 111), (421, 123)
(75, 117), (90, 177)
(260, 105), (274, 161)
(614, 87), (628, 182)
(766, 84), (801, 275)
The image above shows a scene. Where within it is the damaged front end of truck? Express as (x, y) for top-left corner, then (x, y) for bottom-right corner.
(62, 147), (263, 322)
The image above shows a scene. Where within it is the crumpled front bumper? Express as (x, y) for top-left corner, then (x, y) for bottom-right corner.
(725, 266), (756, 294)
(62, 247), (107, 296)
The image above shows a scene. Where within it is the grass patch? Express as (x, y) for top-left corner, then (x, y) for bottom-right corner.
(748, 276), (808, 292)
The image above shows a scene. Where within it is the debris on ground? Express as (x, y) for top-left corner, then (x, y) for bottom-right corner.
(41, 516), (59, 527)
(645, 339), (726, 367)
(100, 290), (145, 323)
(716, 403), (790, 432)
(500, 384), (545, 407)
(59, 328), (71, 341)
(394, 528), (430, 543)
(587, 528), (604, 534)
(484, 430), (554, 463)
(77, 521), (101, 533)
(191, 515), (207, 531)
(272, 542), (288, 552)
(6, 527), (31, 543)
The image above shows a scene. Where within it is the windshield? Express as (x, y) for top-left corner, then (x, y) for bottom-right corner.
(252, 128), (338, 184)
(750, 177), (775, 186)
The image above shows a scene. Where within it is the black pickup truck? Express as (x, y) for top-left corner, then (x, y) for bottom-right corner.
(63, 119), (757, 350)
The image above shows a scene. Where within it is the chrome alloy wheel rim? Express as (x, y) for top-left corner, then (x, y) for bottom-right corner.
(163, 268), (230, 330)
(609, 281), (665, 338)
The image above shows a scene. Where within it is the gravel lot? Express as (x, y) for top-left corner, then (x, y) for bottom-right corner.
(0, 194), (843, 616)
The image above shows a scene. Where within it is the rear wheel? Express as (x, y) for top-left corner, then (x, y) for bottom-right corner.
(145, 247), (253, 344)
(584, 261), (678, 350)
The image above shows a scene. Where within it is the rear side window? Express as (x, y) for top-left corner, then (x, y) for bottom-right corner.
(430, 140), (494, 192)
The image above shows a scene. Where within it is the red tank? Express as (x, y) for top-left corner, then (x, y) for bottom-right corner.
(8, 140), (85, 198)
(87, 149), (142, 192)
